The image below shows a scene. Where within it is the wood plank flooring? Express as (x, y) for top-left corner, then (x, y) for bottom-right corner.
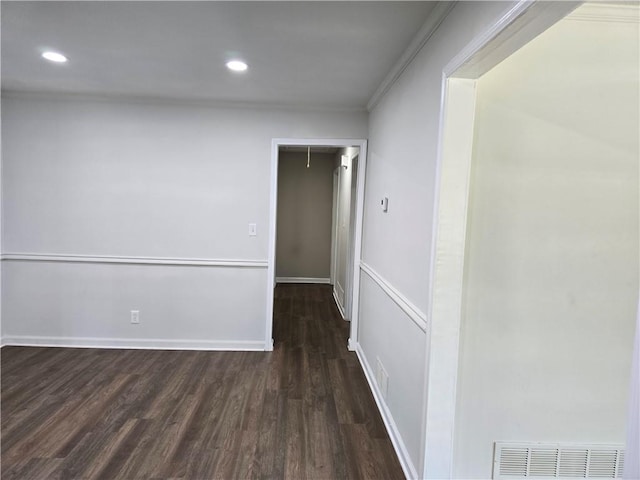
(1, 284), (404, 479)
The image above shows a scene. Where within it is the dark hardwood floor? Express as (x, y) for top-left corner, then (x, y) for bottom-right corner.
(1, 284), (404, 479)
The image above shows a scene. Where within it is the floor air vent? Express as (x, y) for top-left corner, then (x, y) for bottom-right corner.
(493, 442), (625, 479)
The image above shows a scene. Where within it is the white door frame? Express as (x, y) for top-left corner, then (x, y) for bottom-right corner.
(330, 168), (340, 287)
(266, 138), (368, 352)
(344, 153), (359, 322)
(420, 1), (581, 477)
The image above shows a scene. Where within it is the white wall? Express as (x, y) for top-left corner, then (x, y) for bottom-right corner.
(276, 151), (334, 280)
(454, 9), (639, 478)
(1, 93), (366, 347)
(360, 2), (519, 475)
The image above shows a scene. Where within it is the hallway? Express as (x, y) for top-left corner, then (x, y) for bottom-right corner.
(271, 283), (404, 479)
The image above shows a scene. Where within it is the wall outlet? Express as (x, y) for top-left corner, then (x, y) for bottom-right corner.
(375, 357), (389, 399)
(130, 310), (140, 324)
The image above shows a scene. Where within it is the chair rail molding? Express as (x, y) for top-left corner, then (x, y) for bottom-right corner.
(1, 253), (268, 268)
(360, 261), (427, 333)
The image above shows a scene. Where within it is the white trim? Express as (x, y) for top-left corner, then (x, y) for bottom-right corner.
(266, 139), (280, 349)
(333, 288), (346, 320)
(1, 253), (268, 268)
(354, 341), (418, 480)
(446, 1), (581, 79)
(360, 261), (427, 333)
(275, 277), (330, 284)
(335, 281), (345, 306)
(344, 152), (359, 323)
(422, 77), (478, 479)
(367, 1), (455, 111)
(265, 338), (274, 352)
(267, 138), (368, 352)
(1, 335), (266, 351)
(330, 168), (340, 286)
(349, 141), (367, 343)
(333, 165), (345, 315)
(444, 1), (534, 77)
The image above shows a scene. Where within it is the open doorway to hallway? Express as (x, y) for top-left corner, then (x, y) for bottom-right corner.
(265, 139), (367, 352)
(275, 146), (338, 287)
(274, 146), (359, 333)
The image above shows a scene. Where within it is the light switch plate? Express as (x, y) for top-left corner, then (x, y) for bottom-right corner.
(249, 223), (257, 236)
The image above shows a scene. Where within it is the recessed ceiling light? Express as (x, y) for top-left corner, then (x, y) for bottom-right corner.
(226, 60), (248, 72)
(42, 51), (68, 63)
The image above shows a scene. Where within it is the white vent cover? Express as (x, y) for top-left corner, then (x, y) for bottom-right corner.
(494, 442), (625, 479)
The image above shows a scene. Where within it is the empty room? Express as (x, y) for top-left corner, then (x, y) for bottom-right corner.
(1, 2), (638, 480)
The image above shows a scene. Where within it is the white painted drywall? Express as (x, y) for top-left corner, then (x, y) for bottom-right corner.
(1, 93), (366, 346)
(2, 260), (267, 347)
(276, 151), (334, 280)
(454, 9), (639, 479)
(361, 1), (521, 475)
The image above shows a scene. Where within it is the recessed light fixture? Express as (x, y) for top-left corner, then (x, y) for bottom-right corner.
(226, 60), (248, 72)
(42, 51), (68, 63)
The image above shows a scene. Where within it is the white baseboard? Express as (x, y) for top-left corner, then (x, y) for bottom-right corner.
(1, 335), (267, 351)
(333, 288), (346, 319)
(275, 277), (331, 284)
(353, 341), (418, 480)
(265, 338), (274, 352)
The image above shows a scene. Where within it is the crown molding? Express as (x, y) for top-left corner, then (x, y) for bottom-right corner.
(367, 1), (456, 112)
(0, 89), (368, 114)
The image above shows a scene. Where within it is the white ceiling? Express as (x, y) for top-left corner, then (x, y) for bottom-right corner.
(1, 1), (437, 110)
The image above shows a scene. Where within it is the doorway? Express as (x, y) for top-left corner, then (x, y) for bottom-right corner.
(422, 1), (639, 478)
(265, 139), (367, 351)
